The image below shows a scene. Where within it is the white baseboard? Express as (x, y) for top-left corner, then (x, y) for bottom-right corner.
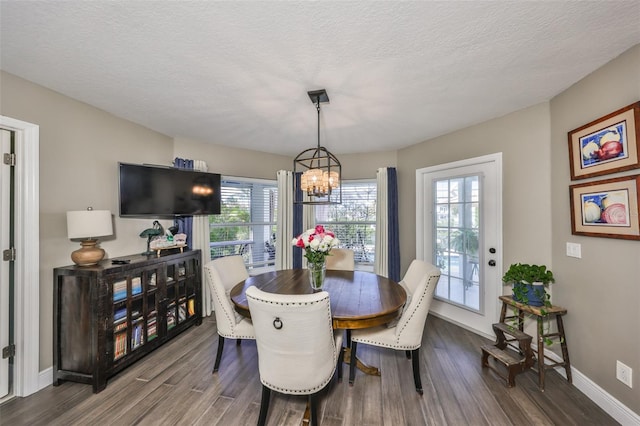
(543, 351), (640, 426)
(38, 366), (53, 391)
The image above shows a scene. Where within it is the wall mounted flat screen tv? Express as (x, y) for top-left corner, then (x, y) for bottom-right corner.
(119, 162), (221, 217)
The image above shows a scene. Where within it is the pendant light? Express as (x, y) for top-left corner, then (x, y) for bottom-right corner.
(293, 89), (342, 204)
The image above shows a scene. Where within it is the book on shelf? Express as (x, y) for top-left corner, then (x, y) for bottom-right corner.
(114, 307), (127, 322)
(187, 298), (195, 316)
(167, 304), (176, 329)
(114, 331), (127, 360)
(131, 321), (144, 350)
(148, 272), (157, 287)
(113, 280), (127, 301)
(114, 321), (127, 332)
(132, 277), (142, 296)
(147, 312), (157, 340)
(178, 303), (186, 322)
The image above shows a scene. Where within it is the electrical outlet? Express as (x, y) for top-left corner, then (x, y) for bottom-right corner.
(616, 360), (633, 388)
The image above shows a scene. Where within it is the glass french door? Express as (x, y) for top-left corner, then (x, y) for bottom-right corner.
(416, 154), (502, 338)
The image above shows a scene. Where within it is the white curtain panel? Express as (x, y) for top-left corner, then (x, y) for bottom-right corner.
(275, 170), (294, 270)
(303, 198), (315, 232)
(192, 160), (214, 316)
(375, 167), (389, 277)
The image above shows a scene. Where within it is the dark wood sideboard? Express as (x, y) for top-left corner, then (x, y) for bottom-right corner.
(53, 250), (202, 393)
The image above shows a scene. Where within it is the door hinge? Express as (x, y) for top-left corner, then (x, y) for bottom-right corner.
(3, 153), (16, 166)
(2, 344), (15, 359)
(3, 247), (16, 261)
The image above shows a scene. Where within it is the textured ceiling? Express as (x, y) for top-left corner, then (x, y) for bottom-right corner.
(1, 1), (639, 156)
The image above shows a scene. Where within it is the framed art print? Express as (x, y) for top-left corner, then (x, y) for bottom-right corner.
(570, 174), (640, 240)
(568, 102), (640, 180)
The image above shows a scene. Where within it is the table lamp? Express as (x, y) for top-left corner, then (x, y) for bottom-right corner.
(66, 207), (113, 266)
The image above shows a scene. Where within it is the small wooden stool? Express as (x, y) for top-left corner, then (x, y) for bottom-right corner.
(481, 322), (534, 387)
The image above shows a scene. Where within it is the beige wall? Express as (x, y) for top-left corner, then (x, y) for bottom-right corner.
(173, 138), (396, 181)
(338, 150), (397, 180)
(1, 71), (175, 369)
(173, 137), (291, 179)
(397, 102), (553, 275)
(550, 45), (640, 412)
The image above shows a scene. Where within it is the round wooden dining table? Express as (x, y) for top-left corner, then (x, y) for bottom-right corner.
(230, 269), (407, 330)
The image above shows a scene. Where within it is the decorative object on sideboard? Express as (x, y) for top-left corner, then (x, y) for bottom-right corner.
(293, 89), (342, 205)
(139, 220), (164, 255)
(66, 207), (113, 266)
(149, 234), (188, 257)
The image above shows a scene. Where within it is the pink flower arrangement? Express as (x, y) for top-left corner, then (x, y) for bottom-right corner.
(291, 225), (340, 264)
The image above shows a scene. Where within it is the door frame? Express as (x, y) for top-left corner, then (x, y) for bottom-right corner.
(416, 153), (503, 339)
(0, 116), (40, 397)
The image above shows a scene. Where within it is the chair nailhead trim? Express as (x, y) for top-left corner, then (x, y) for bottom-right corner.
(262, 373), (334, 394)
(353, 276), (438, 349)
(207, 269), (235, 328)
(395, 278), (437, 343)
(219, 332), (255, 339)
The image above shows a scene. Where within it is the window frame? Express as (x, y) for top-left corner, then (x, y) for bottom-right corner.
(209, 176), (277, 272)
(315, 178), (377, 270)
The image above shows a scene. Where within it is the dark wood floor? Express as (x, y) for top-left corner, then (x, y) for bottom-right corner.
(1, 315), (617, 425)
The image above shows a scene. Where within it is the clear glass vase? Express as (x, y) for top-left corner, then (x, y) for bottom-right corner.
(308, 260), (326, 292)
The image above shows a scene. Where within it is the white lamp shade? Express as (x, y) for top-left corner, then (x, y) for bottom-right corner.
(66, 210), (113, 239)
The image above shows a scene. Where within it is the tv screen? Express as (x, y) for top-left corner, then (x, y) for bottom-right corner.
(119, 163), (221, 217)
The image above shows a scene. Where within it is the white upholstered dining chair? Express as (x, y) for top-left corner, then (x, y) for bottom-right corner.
(325, 248), (355, 271)
(246, 286), (344, 426)
(348, 259), (441, 395)
(204, 256), (255, 373)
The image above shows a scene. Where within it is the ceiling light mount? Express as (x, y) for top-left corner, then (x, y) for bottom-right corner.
(307, 89), (330, 104)
(294, 89), (342, 205)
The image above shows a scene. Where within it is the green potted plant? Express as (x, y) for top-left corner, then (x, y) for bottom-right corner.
(502, 263), (554, 307)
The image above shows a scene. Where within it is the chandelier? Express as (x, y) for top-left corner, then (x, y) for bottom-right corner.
(293, 89), (342, 204)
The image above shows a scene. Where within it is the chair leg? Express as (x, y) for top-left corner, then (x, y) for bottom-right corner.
(405, 350), (411, 359)
(411, 348), (423, 395)
(213, 335), (225, 373)
(337, 345), (344, 381)
(309, 392), (319, 426)
(257, 385), (271, 426)
(349, 341), (358, 386)
(346, 329), (352, 347)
